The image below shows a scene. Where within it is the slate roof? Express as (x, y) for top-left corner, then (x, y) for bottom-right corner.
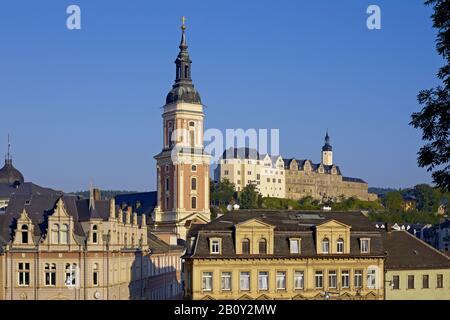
(0, 182), (60, 199)
(221, 147), (260, 160)
(283, 158), (343, 176)
(382, 230), (450, 270)
(115, 192), (157, 219)
(342, 177), (367, 184)
(186, 210), (384, 259)
(0, 159), (24, 185)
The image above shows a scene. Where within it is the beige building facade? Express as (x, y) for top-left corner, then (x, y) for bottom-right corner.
(215, 148), (285, 198)
(382, 230), (450, 300)
(0, 189), (184, 300)
(184, 210), (385, 300)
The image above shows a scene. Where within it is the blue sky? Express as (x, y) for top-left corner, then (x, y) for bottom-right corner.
(0, 0), (442, 192)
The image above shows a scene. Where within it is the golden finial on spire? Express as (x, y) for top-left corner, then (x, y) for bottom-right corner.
(181, 16), (186, 30)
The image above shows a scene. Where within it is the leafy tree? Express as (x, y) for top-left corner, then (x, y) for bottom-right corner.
(297, 196), (321, 210)
(238, 183), (262, 209)
(410, 0), (450, 191)
(383, 191), (403, 212)
(210, 179), (235, 206)
(411, 184), (441, 213)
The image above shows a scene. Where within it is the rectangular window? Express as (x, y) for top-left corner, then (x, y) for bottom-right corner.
(437, 274), (443, 288)
(276, 271), (286, 290)
(290, 239), (300, 254)
(341, 270), (350, 288)
(224, 170), (229, 175)
(256, 174), (260, 180)
(247, 171), (251, 175)
(18, 263), (30, 286)
(221, 272), (231, 291)
(93, 271), (99, 286)
(210, 239), (220, 254)
(367, 269), (377, 289)
(240, 272), (250, 291)
(355, 270), (363, 288)
(328, 270), (337, 288)
(45, 264), (56, 286)
(294, 271), (304, 290)
(422, 275), (429, 289)
(258, 271), (269, 291)
(315, 271), (324, 289)
(202, 272), (213, 292)
(407, 275), (415, 289)
(392, 275), (400, 290)
(360, 239), (370, 253)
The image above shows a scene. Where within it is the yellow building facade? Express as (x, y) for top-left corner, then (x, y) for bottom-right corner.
(382, 230), (450, 300)
(184, 210), (385, 300)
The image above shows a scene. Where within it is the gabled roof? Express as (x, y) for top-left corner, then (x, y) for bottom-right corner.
(382, 230), (450, 270)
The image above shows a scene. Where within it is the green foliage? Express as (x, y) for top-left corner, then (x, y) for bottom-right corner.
(262, 197), (301, 210)
(382, 191), (403, 212)
(331, 196), (383, 211)
(369, 210), (440, 225)
(297, 196), (322, 210)
(210, 179), (236, 206)
(410, 0), (450, 191)
(238, 184), (262, 209)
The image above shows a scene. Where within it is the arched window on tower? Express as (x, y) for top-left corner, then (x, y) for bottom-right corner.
(184, 65), (189, 78)
(189, 121), (195, 149)
(191, 177), (197, 191)
(21, 225), (29, 244)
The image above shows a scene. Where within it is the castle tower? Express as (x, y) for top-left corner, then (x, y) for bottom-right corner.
(153, 17), (211, 241)
(321, 131), (333, 166)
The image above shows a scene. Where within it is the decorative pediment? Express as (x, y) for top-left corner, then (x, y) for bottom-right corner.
(200, 295), (215, 300)
(292, 293), (307, 300)
(316, 219), (351, 230)
(53, 197), (70, 218)
(365, 292), (377, 300)
(256, 294), (271, 300)
(340, 292), (353, 300)
(290, 159), (298, 170)
(17, 208), (32, 223)
(237, 294), (253, 300)
(235, 218), (275, 230)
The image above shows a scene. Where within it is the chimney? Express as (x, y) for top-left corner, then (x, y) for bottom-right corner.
(141, 213), (147, 227)
(133, 212), (137, 225)
(89, 187), (101, 209)
(385, 222), (392, 232)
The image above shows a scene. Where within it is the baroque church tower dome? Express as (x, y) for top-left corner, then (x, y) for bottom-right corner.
(165, 17), (202, 105)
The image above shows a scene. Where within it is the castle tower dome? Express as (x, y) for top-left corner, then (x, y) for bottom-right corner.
(321, 131), (333, 166)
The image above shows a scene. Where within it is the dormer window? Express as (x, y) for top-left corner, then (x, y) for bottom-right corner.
(210, 238), (221, 254)
(337, 238), (344, 254)
(21, 225), (29, 244)
(60, 224), (69, 244)
(360, 238), (370, 253)
(322, 238), (330, 254)
(258, 238), (267, 254)
(290, 238), (301, 254)
(241, 238), (250, 254)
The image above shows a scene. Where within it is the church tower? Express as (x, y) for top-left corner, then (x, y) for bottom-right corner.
(153, 18), (211, 241)
(321, 131), (333, 166)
